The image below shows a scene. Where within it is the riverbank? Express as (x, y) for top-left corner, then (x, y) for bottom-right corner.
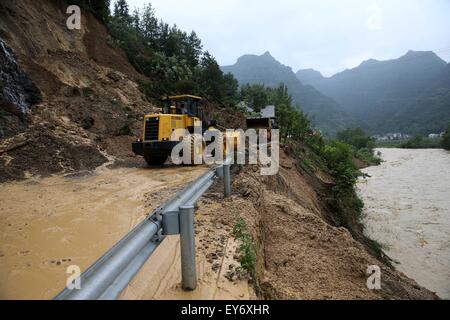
(358, 148), (450, 299)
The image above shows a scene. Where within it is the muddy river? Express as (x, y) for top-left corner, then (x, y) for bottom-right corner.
(358, 148), (450, 299)
(0, 165), (208, 299)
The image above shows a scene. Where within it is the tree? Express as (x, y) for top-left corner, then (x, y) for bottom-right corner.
(140, 4), (158, 45)
(222, 73), (239, 106)
(113, 0), (129, 18)
(337, 128), (374, 150)
(271, 84), (309, 141)
(184, 31), (202, 68)
(90, 0), (111, 22)
(131, 8), (141, 32)
(441, 122), (450, 150)
(239, 84), (269, 112)
(199, 52), (225, 98)
(68, 0), (111, 22)
(107, 0), (240, 103)
(237, 83), (310, 141)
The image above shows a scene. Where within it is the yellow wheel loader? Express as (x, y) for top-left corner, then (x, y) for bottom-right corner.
(132, 95), (238, 166)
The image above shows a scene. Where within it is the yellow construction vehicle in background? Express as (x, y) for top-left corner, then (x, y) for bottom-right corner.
(132, 95), (238, 166)
(246, 105), (277, 140)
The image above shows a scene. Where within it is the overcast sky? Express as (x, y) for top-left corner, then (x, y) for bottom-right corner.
(123, 0), (450, 76)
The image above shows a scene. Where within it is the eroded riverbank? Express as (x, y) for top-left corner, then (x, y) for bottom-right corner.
(358, 148), (450, 299)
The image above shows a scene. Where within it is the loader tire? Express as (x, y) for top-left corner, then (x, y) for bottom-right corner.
(209, 130), (227, 160)
(187, 134), (205, 166)
(144, 155), (167, 166)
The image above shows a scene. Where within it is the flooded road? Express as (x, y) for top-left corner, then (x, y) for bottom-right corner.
(0, 165), (208, 299)
(358, 148), (450, 299)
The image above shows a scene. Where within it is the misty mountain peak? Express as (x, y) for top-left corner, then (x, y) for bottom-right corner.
(359, 59), (379, 67)
(404, 49), (429, 56)
(260, 51), (278, 62)
(401, 50), (444, 62)
(234, 51), (278, 65)
(296, 68), (325, 84)
(263, 51), (272, 57)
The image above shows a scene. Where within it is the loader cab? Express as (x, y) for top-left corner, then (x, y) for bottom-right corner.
(162, 95), (203, 118)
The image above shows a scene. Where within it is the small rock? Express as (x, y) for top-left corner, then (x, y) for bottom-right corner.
(107, 71), (122, 82)
(212, 263), (220, 271)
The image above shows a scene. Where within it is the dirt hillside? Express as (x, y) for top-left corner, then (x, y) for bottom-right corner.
(205, 147), (440, 299)
(0, 0), (158, 182)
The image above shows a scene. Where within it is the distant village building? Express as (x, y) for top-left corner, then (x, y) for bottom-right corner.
(245, 105), (276, 119)
(373, 133), (411, 141)
(260, 105), (275, 119)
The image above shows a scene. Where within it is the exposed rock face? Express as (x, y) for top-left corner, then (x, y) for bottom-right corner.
(0, 39), (41, 138)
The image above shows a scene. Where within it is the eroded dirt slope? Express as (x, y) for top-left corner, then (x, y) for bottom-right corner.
(231, 148), (439, 299)
(0, 0), (158, 182)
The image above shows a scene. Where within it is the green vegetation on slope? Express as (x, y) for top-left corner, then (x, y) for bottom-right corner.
(108, 1), (239, 105)
(337, 128), (381, 166)
(442, 123), (450, 150)
(68, 0), (111, 22)
(232, 217), (257, 279)
(400, 135), (442, 149)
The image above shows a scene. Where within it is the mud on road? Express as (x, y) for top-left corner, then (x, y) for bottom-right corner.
(0, 164), (208, 299)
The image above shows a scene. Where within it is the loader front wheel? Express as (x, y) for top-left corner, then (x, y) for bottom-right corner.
(188, 134), (205, 165)
(144, 155), (167, 166)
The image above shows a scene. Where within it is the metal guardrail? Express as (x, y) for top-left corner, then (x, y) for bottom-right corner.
(54, 159), (232, 300)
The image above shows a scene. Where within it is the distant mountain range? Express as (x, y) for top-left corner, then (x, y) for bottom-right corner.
(222, 50), (450, 135)
(297, 50), (450, 135)
(221, 52), (354, 135)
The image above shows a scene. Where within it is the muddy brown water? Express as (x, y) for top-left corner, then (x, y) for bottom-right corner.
(358, 148), (450, 299)
(0, 165), (208, 300)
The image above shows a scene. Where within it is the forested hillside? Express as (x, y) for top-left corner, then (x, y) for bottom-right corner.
(297, 51), (450, 135)
(222, 52), (354, 135)
(392, 63), (450, 134)
(69, 0), (239, 107)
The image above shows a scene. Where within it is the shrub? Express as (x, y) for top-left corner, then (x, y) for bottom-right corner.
(337, 128), (374, 150)
(400, 135), (442, 149)
(232, 217), (257, 278)
(441, 123), (450, 150)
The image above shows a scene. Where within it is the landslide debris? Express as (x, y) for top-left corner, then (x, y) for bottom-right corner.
(0, 0), (158, 182)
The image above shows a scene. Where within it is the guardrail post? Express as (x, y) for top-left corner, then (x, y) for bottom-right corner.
(223, 163), (231, 198)
(216, 165), (224, 178)
(179, 205), (197, 290)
